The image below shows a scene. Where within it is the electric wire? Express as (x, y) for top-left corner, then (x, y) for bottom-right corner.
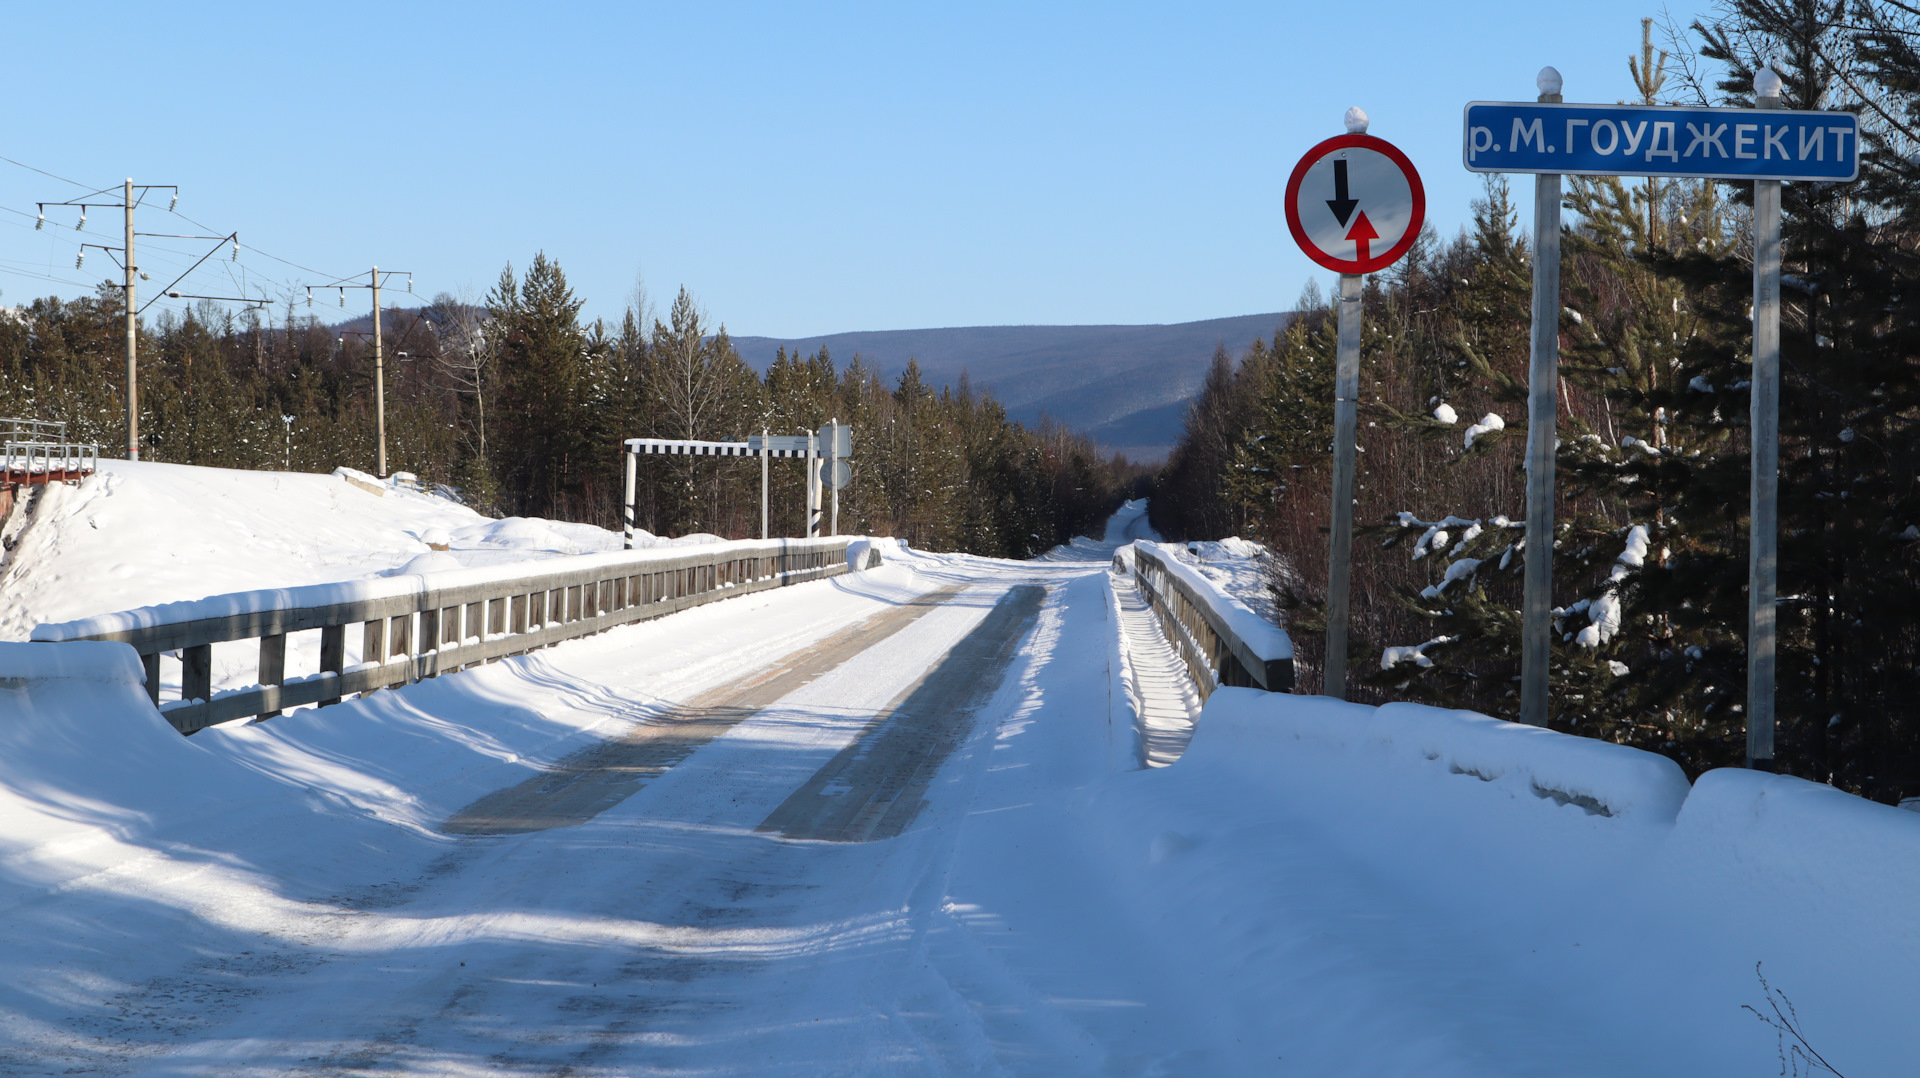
(0, 150), (422, 321)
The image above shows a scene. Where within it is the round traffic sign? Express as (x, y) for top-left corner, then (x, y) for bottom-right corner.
(1284, 133), (1425, 275)
(820, 459), (852, 491)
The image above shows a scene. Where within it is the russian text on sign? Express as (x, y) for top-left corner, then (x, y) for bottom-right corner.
(1462, 102), (1858, 182)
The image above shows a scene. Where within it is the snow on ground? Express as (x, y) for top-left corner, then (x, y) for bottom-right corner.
(0, 460), (714, 643)
(0, 473), (1915, 1074)
(0, 460), (728, 705)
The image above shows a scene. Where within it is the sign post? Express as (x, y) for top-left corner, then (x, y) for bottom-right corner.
(807, 429), (820, 539)
(1522, 67), (1565, 729)
(1285, 108), (1426, 699)
(1748, 66), (1785, 770)
(623, 442), (638, 550)
(1464, 66), (1854, 759)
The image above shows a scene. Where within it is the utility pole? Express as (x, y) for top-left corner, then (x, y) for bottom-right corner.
(39, 180), (185, 461)
(373, 267), (386, 478)
(310, 268), (413, 478)
(124, 179), (136, 460)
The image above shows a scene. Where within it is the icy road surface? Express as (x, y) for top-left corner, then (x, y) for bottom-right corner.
(1, 501), (1890, 1076)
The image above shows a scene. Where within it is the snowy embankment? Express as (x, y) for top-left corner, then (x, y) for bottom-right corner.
(0, 459), (712, 642)
(1077, 524), (1912, 1071)
(0, 460), (736, 704)
(993, 684), (1915, 1074)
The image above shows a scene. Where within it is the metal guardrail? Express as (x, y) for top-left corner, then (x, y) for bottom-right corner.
(3, 417), (100, 485)
(2, 417), (68, 442)
(1121, 542), (1294, 699)
(4, 439), (99, 480)
(36, 537), (860, 735)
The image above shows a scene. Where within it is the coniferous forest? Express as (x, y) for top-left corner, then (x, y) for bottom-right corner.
(1153, 1), (1920, 802)
(0, 255), (1141, 560)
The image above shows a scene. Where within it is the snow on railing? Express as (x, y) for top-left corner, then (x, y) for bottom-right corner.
(4, 439), (98, 478)
(33, 536), (866, 735)
(2, 416), (98, 485)
(1118, 541), (1293, 698)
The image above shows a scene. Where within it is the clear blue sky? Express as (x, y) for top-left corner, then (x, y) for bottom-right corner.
(0, 2), (1715, 338)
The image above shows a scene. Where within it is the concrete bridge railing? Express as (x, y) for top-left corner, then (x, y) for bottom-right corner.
(32, 537), (861, 735)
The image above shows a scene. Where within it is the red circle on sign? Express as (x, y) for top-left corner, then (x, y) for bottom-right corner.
(1284, 133), (1426, 275)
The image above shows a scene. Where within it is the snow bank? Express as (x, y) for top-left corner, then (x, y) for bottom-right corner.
(1664, 767), (1920, 930)
(1128, 688), (1920, 1074)
(843, 537), (890, 570)
(0, 639), (147, 686)
(1135, 543), (1291, 661)
(0, 640), (235, 882)
(1201, 689), (1689, 821)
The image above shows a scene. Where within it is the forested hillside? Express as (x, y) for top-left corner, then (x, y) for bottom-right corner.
(0, 255), (1140, 559)
(732, 312), (1292, 461)
(1152, 3), (1920, 802)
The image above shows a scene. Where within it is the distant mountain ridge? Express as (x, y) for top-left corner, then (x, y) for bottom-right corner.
(730, 312), (1292, 462)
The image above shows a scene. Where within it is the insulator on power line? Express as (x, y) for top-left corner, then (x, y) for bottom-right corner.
(306, 287), (313, 308)
(407, 274), (413, 292)
(34, 209), (43, 230)
(168, 193), (177, 212)
(232, 238), (239, 261)
(76, 208), (85, 230)
(75, 250), (84, 269)
(338, 287), (345, 307)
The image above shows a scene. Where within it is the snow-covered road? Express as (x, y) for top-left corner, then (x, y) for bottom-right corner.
(1, 510), (1147, 1075)
(3, 498), (1911, 1076)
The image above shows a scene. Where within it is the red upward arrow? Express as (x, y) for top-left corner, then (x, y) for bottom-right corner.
(1346, 211), (1379, 264)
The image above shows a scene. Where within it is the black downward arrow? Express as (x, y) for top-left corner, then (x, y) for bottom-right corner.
(1326, 159), (1358, 226)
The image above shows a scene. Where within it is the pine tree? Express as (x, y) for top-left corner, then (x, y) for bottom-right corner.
(488, 253), (595, 519)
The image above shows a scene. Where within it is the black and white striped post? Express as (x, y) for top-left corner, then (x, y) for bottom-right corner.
(806, 429), (821, 539)
(622, 443), (638, 550)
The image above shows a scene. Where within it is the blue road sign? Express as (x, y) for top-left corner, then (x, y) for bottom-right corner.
(1463, 102), (1859, 182)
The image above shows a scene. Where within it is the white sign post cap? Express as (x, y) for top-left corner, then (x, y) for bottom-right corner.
(1344, 107), (1369, 134)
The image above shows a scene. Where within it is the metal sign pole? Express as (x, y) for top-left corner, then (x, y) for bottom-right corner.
(622, 444), (637, 550)
(829, 418), (840, 537)
(1325, 272), (1362, 699)
(760, 427), (770, 540)
(1748, 67), (1784, 770)
(1283, 106), (1425, 699)
(1520, 67), (1564, 728)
